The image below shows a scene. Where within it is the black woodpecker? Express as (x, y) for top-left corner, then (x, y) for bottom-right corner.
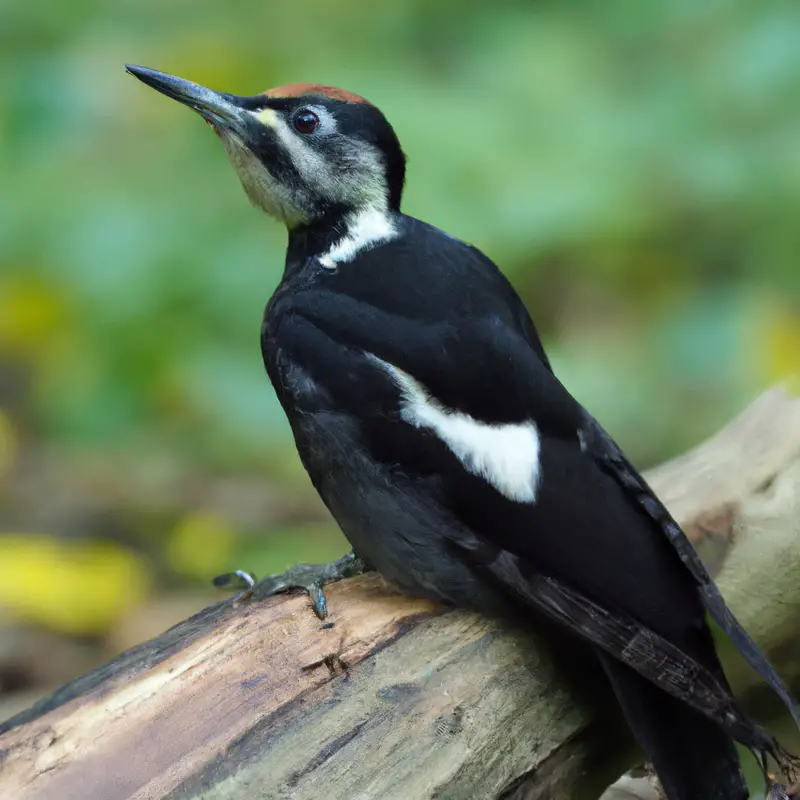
(126, 65), (799, 800)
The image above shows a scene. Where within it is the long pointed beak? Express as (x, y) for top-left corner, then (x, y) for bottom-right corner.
(125, 65), (248, 133)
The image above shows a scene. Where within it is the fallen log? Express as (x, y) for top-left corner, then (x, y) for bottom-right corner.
(1, 386), (799, 800)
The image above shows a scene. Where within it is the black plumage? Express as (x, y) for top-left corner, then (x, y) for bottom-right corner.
(127, 65), (799, 800)
(264, 215), (795, 798)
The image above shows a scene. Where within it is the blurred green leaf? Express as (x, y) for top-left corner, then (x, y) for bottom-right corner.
(1, 1), (799, 690)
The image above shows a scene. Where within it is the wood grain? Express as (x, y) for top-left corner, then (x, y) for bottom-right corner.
(1, 385), (799, 800)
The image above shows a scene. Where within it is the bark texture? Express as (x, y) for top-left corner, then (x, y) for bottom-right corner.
(1, 386), (799, 800)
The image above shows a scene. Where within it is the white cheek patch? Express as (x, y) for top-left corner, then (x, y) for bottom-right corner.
(218, 132), (310, 227)
(238, 105), (390, 229)
(319, 207), (397, 268)
(253, 106), (388, 206)
(368, 356), (541, 503)
(267, 113), (330, 187)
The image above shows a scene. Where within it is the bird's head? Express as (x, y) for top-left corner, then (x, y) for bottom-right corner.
(126, 66), (406, 230)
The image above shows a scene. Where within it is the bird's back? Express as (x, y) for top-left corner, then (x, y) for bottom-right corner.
(264, 218), (707, 650)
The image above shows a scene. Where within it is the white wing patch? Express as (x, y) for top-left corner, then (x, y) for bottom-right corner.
(368, 356), (541, 503)
(319, 207), (397, 268)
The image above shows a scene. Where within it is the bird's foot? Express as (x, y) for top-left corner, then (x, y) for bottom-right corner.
(213, 552), (371, 619)
(767, 782), (791, 800)
(757, 741), (800, 800)
(778, 747), (800, 789)
(770, 740), (800, 782)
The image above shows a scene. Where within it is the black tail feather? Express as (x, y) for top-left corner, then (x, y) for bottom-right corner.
(587, 416), (800, 730)
(600, 652), (748, 800)
(479, 538), (800, 793)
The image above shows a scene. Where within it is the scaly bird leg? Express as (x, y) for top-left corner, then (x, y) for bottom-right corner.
(213, 552), (372, 619)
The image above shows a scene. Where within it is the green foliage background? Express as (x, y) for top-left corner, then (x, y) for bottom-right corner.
(0, 0), (798, 753)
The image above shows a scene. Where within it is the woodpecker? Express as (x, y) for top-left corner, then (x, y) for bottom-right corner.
(127, 65), (799, 800)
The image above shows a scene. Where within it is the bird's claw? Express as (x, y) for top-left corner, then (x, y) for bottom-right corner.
(213, 569), (257, 598)
(767, 783), (790, 800)
(213, 552), (370, 619)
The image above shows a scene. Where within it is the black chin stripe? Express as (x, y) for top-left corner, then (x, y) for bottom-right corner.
(243, 124), (305, 191)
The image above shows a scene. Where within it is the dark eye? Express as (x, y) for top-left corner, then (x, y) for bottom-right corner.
(293, 109), (320, 134)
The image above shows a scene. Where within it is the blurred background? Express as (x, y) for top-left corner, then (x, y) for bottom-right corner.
(0, 0), (798, 776)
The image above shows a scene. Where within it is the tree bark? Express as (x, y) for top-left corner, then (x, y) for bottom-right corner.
(1, 386), (799, 800)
